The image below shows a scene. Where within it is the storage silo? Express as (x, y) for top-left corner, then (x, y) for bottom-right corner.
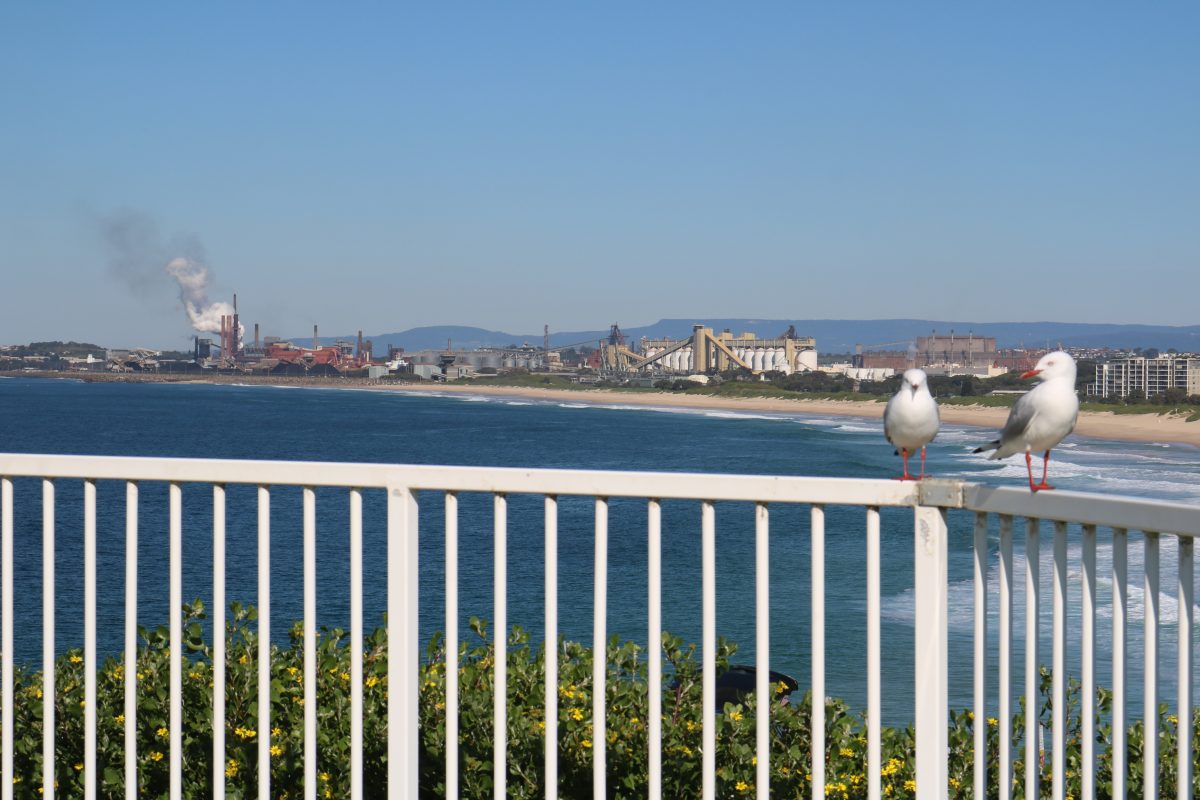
(798, 349), (818, 371)
(752, 349), (765, 371)
(772, 348), (785, 371)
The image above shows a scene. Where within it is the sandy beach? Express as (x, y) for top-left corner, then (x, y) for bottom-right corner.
(369, 381), (1200, 448)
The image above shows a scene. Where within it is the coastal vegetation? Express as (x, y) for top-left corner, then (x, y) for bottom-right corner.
(3, 604), (1193, 797)
(461, 369), (1200, 422)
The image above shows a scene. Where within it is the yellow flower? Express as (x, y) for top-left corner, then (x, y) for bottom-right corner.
(156, 727), (169, 739)
(293, 697), (305, 705)
(1168, 714), (1179, 725)
(840, 747), (854, 757)
(114, 714), (125, 725)
(270, 744), (283, 757)
(904, 779), (915, 791)
(69, 655), (83, 663)
(987, 717), (998, 727)
(728, 710), (743, 722)
(581, 739), (592, 749)
(150, 751), (164, 762)
(736, 781), (750, 792)
(225, 759), (239, 778)
(570, 708), (583, 721)
(319, 772), (330, 782)
(365, 675), (379, 689)
(340, 672), (350, 682)
(238, 654), (248, 665)
(74, 763), (83, 771)
(272, 727), (281, 738)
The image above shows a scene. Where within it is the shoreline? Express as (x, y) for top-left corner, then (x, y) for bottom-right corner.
(6, 371), (1199, 447)
(371, 382), (1200, 447)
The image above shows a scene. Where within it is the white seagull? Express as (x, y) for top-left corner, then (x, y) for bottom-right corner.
(973, 350), (1079, 492)
(884, 368), (940, 481)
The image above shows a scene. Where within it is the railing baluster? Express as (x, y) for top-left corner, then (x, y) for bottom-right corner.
(913, 504), (948, 799)
(387, 482), (420, 798)
(755, 502), (770, 800)
(169, 482), (182, 798)
(647, 499), (662, 800)
(1177, 535), (1193, 800)
(1112, 528), (1127, 800)
(42, 479), (56, 800)
(213, 485), (226, 798)
(542, 494), (556, 800)
(258, 485), (271, 800)
(125, 482), (138, 800)
(303, 487), (317, 800)
(811, 504), (825, 800)
(349, 488), (364, 800)
(1081, 524), (1096, 800)
(1052, 520), (1067, 800)
(85, 479), (97, 800)
(1143, 531), (1159, 800)
(701, 500), (716, 800)
(999, 514), (1013, 797)
(594, 497), (610, 799)
(1, 477), (12, 800)
(445, 492), (459, 800)
(495, 493), (509, 798)
(866, 507), (881, 800)
(1024, 517), (1039, 800)
(973, 512), (987, 800)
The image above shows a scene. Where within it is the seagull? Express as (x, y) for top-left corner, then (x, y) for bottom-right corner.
(884, 368), (940, 480)
(973, 350), (1079, 492)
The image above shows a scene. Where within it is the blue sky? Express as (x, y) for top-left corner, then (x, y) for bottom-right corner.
(2, 3), (1197, 348)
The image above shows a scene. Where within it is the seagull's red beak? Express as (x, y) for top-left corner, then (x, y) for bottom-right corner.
(1021, 368), (1042, 379)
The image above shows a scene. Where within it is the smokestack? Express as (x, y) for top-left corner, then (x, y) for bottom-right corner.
(314, 325), (319, 351)
(357, 330), (363, 358)
(231, 294), (240, 357)
(254, 323), (260, 348)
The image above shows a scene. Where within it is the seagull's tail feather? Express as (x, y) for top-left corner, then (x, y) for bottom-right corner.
(973, 440), (1000, 455)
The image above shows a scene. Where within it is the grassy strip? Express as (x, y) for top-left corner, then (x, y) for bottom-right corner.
(4, 605), (1193, 798)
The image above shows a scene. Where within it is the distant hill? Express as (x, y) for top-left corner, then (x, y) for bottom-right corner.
(306, 320), (1200, 354)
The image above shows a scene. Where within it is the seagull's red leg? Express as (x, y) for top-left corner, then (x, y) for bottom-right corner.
(1025, 451), (1037, 492)
(1033, 450), (1056, 491)
(895, 448), (914, 481)
(919, 446), (927, 480)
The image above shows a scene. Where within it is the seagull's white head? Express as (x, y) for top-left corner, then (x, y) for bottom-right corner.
(1022, 350), (1076, 382)
(901, 368), (928, 396)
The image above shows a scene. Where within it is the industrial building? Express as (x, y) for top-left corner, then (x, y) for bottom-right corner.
(625, 325), (817, 376)
(1088, 356), (1200, 399)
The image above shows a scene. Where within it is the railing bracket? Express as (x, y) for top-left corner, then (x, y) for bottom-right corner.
(917, 479), (964, 508)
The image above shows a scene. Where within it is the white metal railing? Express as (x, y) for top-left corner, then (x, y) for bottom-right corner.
(0, 453), (1198, 799)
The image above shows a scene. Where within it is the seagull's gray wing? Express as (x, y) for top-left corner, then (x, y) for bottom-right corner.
(998, 388), (1040, 447)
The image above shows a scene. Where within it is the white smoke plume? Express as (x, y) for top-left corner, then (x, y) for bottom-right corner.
(165, 256), (243, 345)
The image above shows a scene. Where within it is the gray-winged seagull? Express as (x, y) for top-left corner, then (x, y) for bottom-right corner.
(884, 368), (940, 480)
(973, 350), (1079, 492)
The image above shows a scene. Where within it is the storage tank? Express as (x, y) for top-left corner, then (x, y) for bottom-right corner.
(684, 349), (694, 371)
(735, 348), (747, 366)
(798, 349), (818, 371)
(503, 358), (516, 369)
(752, 349), (766, 371)
(772, 348), (785, 371)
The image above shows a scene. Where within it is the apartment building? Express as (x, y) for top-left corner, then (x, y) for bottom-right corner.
(1088, 356), (1200, 399)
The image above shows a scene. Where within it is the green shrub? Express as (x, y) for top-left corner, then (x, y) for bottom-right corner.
(3, 605), (1196, 798)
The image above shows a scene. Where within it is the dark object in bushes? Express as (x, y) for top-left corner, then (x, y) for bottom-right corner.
(716, 664), (799, 709)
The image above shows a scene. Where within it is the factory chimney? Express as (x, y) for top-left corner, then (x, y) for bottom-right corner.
(231, 294), (240, 357)
(357, 330), (363, 358)
(254, 323), (260, 348)
(313, 325), (319, 351)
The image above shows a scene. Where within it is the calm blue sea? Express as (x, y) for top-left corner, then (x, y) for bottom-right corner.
(1, 376), (1198, 723)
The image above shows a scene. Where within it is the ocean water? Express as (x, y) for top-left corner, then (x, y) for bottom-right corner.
(1, 376), (1198, 724)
